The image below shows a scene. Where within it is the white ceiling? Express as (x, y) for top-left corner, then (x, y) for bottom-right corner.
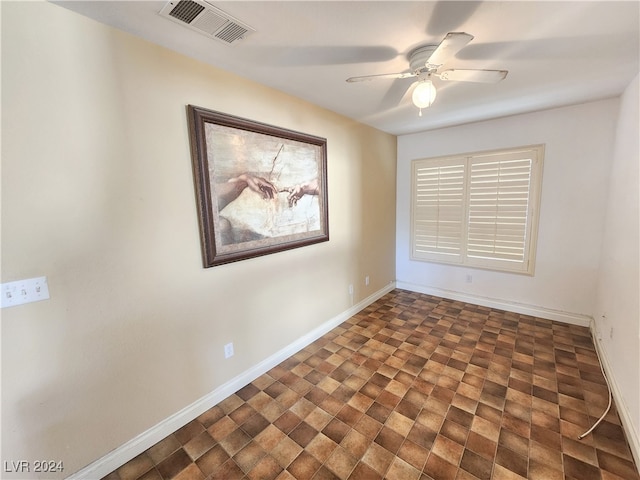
(55, 1), (639, 135)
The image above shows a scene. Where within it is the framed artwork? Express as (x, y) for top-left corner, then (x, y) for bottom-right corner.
(187, 105), (329, 267)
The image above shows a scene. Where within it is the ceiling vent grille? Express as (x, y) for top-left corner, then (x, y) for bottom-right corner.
(159, 0), (254, 45)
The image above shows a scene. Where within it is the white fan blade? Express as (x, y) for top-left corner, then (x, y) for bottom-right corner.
(426, 32), (474, 68)
(346, 72), (417, 83)
(438, 69), (508, 83)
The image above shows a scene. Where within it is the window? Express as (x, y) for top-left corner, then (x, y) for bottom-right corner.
(411, 145), (544, 275)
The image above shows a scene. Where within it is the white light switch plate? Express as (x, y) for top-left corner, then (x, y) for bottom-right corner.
(1, 276), (50, 308)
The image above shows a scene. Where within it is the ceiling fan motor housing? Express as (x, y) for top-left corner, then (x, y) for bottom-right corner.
(408, 45), (439, 73)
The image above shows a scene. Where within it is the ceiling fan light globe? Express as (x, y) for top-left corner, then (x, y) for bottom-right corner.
(412, 80), (437, 108)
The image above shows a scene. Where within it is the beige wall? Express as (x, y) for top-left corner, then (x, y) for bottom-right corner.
(0, 2), (396, 477)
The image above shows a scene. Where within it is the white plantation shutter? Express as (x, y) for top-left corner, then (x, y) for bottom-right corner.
(412, 158), (466, 262)
(467, 152), (534, 268)
(411, 145), (543, 274)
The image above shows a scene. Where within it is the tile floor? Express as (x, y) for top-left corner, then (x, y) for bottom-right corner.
(102, 289), (639, 480)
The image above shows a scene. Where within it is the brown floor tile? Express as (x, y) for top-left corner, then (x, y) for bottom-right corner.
(492, 464), (527, 480)
(529, 439), (563, 470)
(495, 444), (527, 478)
(374, 425), (404, 454)
(241, 412), (271, 437)
(385, 457), (421, 480)
(171, 464), (204, 480)
(563, 453), (603, 480)
(246, 454), (283, 480)
(397, 439), (429, 471)
(440, 418), (469, 445)
(348, 461), (383, 480)
(322, 418), (350, 444)
(563, 435), (599, 466)
(407, 423), (438, 449)
(361, 442), (394, 475)
(287, 451), (321, 480)
(423, 453), (458, 480)
(147, 436), (182, 465)
(156, 449), (192, 480)
(289, 421), (319, 448)
(100, 291), (640, 480)
(138, 469), (163, 480)
(466, 430), (496, 460)
(431, 434), (464, 466)
(174, 421), (205, 445)
(183, 431), (215, 461)
(208, 458), (244, 480)
(233, 440), (266, 473)
(255, 424), (286, 452)
(218, 428), (251, 456)
(207, 415), (237, 442)
(460, 448), (493, 480)
(271, 436), (303, 468)
(194, 444), (229, 477)
(597, 449), (639, 479)
(117, 453), (154, 480)
(530, 422), (561, 450)
(324, 446), (358, 478)
(339, 428), (369, 459)
(306, 433), (338, 463)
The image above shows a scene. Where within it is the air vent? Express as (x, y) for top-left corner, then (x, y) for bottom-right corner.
(159, 0), (254, 45)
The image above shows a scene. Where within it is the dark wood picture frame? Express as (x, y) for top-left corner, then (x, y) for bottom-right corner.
(187, 105), (329, 267)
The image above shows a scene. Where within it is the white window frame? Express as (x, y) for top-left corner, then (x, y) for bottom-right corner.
(411, 145), (544, 275)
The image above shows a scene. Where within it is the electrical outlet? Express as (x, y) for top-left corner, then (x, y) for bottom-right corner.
(466, 275), (473, 283)
(348, 284), (354, 295)
(1, 276), (50, 308)
(609, 327), (614, 340)
(365, 276), (370, 286)
(224, 342), (234, 359)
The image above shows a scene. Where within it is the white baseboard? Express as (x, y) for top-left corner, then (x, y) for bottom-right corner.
(66, 282), (396, 480)
(589, 319), (640, 473)
(396, 281), (592, 327)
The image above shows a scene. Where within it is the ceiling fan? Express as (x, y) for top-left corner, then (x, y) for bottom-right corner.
(346, 32), (508, 116)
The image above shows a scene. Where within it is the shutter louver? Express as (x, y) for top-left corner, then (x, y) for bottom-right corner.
(467, 156), (533, 264)
(412, 160), (465, 262)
